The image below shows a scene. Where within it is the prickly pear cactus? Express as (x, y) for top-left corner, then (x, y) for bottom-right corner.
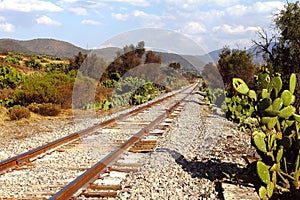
(232, 71), (300, 199)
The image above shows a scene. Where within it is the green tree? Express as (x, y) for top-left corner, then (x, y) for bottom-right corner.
(274, 1), (300, 75)
(217, 47), (257, 96)
(254, 2), (300, 76)
(201, 62), (223, 89)
(253, 1), (300, 107)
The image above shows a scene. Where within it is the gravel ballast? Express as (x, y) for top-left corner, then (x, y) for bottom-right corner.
(116, 89), (258, 199)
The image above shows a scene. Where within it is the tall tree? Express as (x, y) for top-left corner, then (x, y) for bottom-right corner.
(102, 42), (146, 80)
(217, 47), (257, 96)
(254, 2), (300, 76)
(253, 2), (300, 107)
(201, 62), (223, 89)
(145, 51), (162, 64)
(274, 1), (300, 75)
(69, 51), (87, 71)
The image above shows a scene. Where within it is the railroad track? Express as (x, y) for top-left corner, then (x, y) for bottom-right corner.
(0, 83), (198, 199)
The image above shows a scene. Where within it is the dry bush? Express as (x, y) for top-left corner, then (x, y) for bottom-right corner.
(95, 85), (114, 102)
(37, 103), (60, 116)
(8, 105), (30, 120)
(27, 103), (40, 113)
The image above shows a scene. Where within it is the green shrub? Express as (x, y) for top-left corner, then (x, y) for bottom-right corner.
(101, 79), (117, 88)
(44, 62), (70, 73)
(3, 57), (20, 65)
(110, 77), (164, 107)
(25, 58), (42, 69)
(129, 82), (162, 105)
(0, 65), (24, 89)
(13, 72), (74, 108)
(8, 105), (30, 120)
(204, 88), (226, 107)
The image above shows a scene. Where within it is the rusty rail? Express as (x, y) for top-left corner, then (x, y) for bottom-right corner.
(0, 84), (196, 173)
(49, 83), (196, 200)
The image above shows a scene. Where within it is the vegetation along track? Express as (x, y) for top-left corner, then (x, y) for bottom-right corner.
(0, 82), (198, 199)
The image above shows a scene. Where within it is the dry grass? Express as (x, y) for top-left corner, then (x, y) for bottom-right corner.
(0, 108), (74, 141)
(0, 106), (8, 125)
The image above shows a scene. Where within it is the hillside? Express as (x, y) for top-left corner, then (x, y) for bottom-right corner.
(198, 46), (268, 65)
(0, 38), (89, 58)
(156, 52), (206, 73)
(0, 39), (33, 55)
(92, 47), (121, 63)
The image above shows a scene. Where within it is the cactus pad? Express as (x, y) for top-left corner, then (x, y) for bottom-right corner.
(267, 182), (274, 198)
(272, 98), (283, 111)
(276, 146), (283, 163)
(281, 90), (293, 106)
(232, 78), (249, 95)
(272, 76), (282, 92)
(254, 134), (267, 153)
(293, 114), (300, 122)
(289, 73), (296, 94)
(248, 89), (257, 100)
(257, 161), (271, 184)
(278, 106), (296, 119)
(259, 186), (267, 199)
(262, 89), (270, 99)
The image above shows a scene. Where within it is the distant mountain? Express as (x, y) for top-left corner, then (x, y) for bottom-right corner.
(156, 52), (206, 73)
(0, 37), (269, 72)
(198, 45), (271, 66)
(0, 38), (89, 58)
(0, 39), (33, 54)
(197, 49), (221, 64)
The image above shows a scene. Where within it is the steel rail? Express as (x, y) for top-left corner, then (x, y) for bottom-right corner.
(49, 83), (197, 200)
(0, 84), (195, 173)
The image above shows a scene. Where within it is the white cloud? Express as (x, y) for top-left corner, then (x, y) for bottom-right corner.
(112, 13), (129, 21)
(183, 21), (206, 34)
(208, 0), (240, 7)
(164, 0), (239, 11)
(226, 1), (285, 16)
(213, 24), (260, 34)
(81, 19), (100, 26)
(36, 16), (61, 26)
(0, 0), (63, 12)
(253, 1), (285, 13)
(100, 0), (151, 7)
(58, 0), (105, 9)
(0, 16), (15, 32)
(69, 7), (88, 15)
(0, 23), (15, 32)
(61, 0), (151, 7)
(133, 10), (164, 27)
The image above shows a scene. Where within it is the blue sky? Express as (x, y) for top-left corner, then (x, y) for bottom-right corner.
(0, 0), (295, 53)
